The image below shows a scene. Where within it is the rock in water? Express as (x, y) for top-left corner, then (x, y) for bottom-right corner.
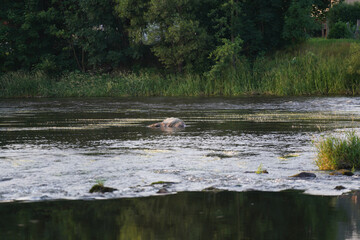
(335, 185), (346, 190)
(290, 172), (316, 178)
(157, 188), (169, 194)
(148, 118), (185, 128)
(89, 184), (117, 193)
(329, 169), (354, 176)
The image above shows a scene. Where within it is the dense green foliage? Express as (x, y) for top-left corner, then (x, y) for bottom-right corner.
(0, 0), (131, 73)
(1, 0), (331, 74)
(5, 0), (360, 98)
(314, 131), (360, 170)
(1, 39), (359, 97)
(327, 2), (360, 29)
(328, 21), (353, 39)
(327, 2), (360, 40)
(283, 0), (320, 43)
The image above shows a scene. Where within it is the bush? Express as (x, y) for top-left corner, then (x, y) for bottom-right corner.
(327, 2), (360, 29)
(328, 21), (353, 39)
(314, 131), (360, 170)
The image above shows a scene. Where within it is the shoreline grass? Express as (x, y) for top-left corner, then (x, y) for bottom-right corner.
(1, 38), (359, 98)
(314, 131), (360, 171)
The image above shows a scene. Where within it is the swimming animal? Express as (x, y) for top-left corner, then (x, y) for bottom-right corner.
(148, 118), (186, 128)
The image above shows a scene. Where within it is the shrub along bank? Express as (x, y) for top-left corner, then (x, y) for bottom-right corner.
(1, 39), (359, 98)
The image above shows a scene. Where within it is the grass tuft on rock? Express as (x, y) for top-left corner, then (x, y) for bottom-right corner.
(89, 180), (117, 193)
(314, 131), (360, 170)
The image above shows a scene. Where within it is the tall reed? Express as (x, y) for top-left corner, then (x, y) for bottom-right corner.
(0, 38), (358, 98)
(0, 71), (53, 98)
(259, 39), (357, 96)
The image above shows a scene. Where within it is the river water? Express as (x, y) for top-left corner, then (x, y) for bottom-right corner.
(2, 97), (360, 200)
(1, 97), (360, 239)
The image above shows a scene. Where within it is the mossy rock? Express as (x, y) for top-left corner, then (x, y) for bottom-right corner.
(89, 184), (117, 193)
(330, 169), (354, 176)
(290, 172), (316, 178)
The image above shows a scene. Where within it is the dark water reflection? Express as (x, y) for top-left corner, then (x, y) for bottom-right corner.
(1, 191), (360, 240)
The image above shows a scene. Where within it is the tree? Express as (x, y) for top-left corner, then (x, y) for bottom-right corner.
(283, 0), (321, 43)
(117, 0), (214, 73)
(60, 0), (129, 72)
(327, 2), (360, 29)
(145, 0), (212, 73)
(207, 0), (244, 77)
(0, 0), (67, 72)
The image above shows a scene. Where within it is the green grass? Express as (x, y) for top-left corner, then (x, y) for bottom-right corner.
(259, 38), (360, 96)
(1, 38), (359, 98)
(314, 131), (360, 170)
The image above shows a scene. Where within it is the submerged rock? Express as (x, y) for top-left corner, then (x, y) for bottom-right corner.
(202, 187), (227, 192)
(245, 170), (269, 174)
(148, 118), (185, 128)
(151, 181), (176, 186)
(89, 184), (117, 193)
(157, 188), (169, 194)
(335, 185), (346, 190)
(330, 169), (354, 176)
(290, 172), (316, 178)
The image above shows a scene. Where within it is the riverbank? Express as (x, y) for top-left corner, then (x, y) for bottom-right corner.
(1, 39), (359, 98)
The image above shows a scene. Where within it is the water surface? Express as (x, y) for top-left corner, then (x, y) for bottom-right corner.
(1, 97), (360, 201)
(1, 191), (360, 240)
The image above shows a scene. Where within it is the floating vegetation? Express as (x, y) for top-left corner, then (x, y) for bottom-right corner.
(278, 153), (300, 160)
(190, 111), (360, 124)
(255, 163), (269, 174)
(150, 181), (176, 185)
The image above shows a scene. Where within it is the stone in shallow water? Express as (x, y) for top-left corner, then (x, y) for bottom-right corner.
(89, 184), (117, 193)
(334, 185), (346, 190)
(245, 170), (269, 174)
(330, 169), (354, 176)
(202, 187), (227, 192)
(290, 172), (316, 178)
(148, 118), (185, 128)
(157, 188), (169, 194)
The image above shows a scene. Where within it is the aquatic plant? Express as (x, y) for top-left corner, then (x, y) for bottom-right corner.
(314, 131), (360, 170)
(95, 179), (105, 187)
(255, 163), (268, 174)
(256, 163), (264, 174)
(278, 153), (300, 160)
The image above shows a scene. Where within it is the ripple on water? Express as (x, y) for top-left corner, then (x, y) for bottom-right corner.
(1, 97), (360, 201)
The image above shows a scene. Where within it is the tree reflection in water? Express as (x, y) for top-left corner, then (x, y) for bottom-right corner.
(0, 191), (359, 240)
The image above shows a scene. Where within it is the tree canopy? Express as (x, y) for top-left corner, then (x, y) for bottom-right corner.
(1, 0), (331, 74)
